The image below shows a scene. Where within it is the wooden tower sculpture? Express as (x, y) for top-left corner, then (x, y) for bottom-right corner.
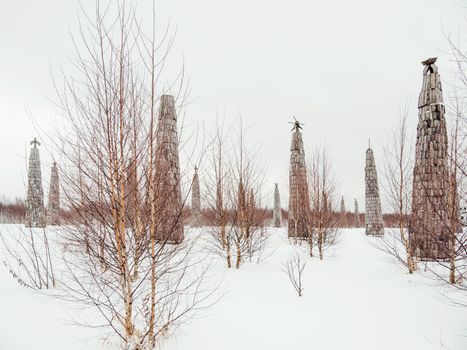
(410, 57), (450, 260)
(25, 138), (46, 228)
(365, 143), (384, 236)
(273, 183), (282, 227)
(288, 119), (310, 239)
(154, 95), (184, 243)
(354, 199), (360, 228)
(190, 166), (202, 227)
(340, 196), (346, 227)
(47, 162), (60, 225)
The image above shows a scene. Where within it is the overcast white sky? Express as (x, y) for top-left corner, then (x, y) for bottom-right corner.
(0, 0), (466, 210)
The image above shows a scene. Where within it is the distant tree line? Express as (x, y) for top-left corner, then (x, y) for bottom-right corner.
(0, 198), (25, 223)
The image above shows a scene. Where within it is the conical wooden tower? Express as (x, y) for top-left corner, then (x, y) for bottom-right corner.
(25, 138), (46, 228)
(47, 162), (60, 225)
(154, 95), (184, 243)
(288, 120), (310, 238)
(365, 144), (384, 236)
(273, 183), (282, 227)
(354, 199), (360, 228)
(410, 57), (449, 260)
(340, 196), (346, 227)
(190, 166), (202, 227)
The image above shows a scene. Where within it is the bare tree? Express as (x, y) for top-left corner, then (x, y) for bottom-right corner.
(445, 93), (466, 284)
(306, 148), (340, 260)
(378, 103), (417, 274)
(27, 1), (218, 348)
(443, 33), (467, 289)
(0, 198), (25, 223)
(204, 122), (235, 268)
(421, 92), (466, 293)
(1, 226), (55, 289)
(283, 251), (306, 297)
(230, 123), (269, 268)
(205, 121), (270, 268)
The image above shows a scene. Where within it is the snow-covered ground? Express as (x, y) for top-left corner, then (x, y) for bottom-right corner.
(0, 239), (100, 350)
(1, 226), (466, 350)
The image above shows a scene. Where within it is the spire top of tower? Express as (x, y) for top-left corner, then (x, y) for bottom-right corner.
(30, 137), (40, 149)
(289, 116), (304, 132)
(421, 57), (437, 66)
(422, 57), (439, 75)
(366, 139), (374, 154)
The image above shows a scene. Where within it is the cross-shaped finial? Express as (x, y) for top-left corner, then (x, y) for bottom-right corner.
(194, 165), (198, 173)
(30, 137), (41, 148)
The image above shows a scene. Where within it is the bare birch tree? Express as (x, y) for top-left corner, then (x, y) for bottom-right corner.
(205, 122), (235, 268)
(34, 1), (217, 348)
(377, 103), (417, 274)
(306, 148), (340, 260)
(230, 123), (269, 268)
(205, 121), (270, 268)
(1, 226), (55, 289)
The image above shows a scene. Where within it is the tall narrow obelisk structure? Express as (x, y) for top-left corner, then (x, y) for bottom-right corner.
(190, 166), (202, 227)
(25, 138), (46, 228)
(47, 162), (60, 225)
(354, 199), (360, 228)
(410, 57), (449, 260)
(273, 183), (282, 227)
(340, 196), (346, 227)
(365, 144), (384, 236)
(288, 119), (310, 238)
(154, 95), (184, 242)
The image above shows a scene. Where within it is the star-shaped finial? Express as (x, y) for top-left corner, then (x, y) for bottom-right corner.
(288, 116), (304, 132)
